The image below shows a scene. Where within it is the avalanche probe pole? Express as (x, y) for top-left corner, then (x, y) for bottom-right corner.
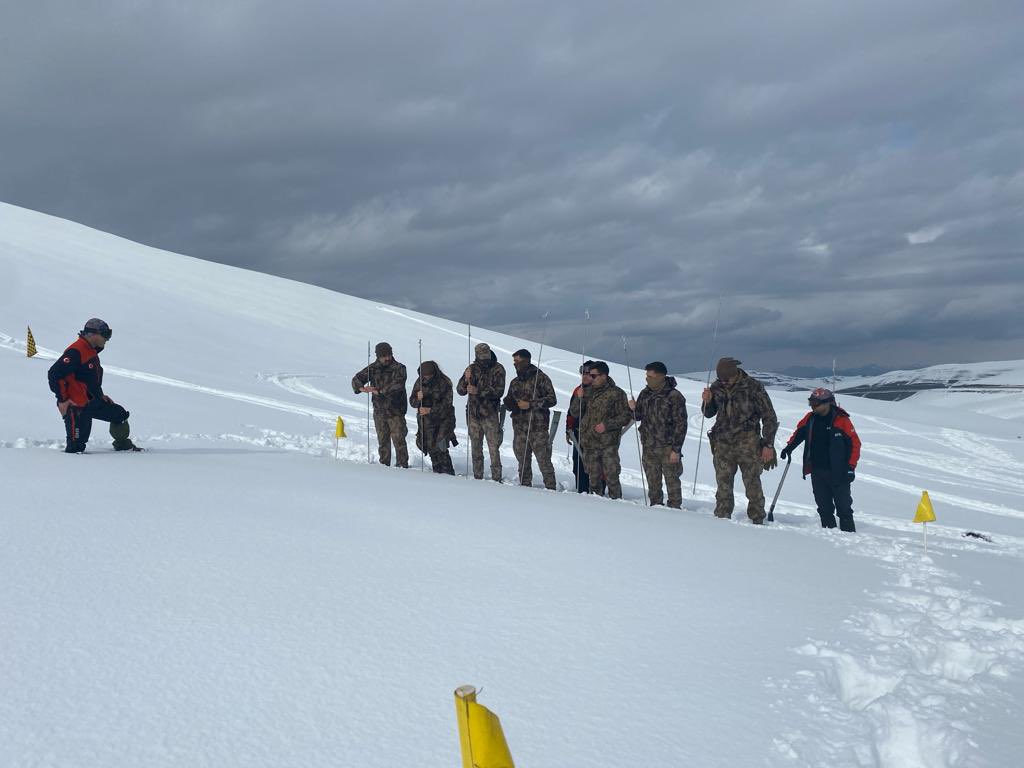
(418, 338), (425, 472)
(520, 312), (550, 486)
(366, 341), (372, 464)
(622, 337), (648, 506)
(767, 454), (792, 523)
(466, 323), (472, 478)
(691, 297), (722, 495)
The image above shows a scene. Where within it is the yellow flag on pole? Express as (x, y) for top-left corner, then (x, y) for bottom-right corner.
(913, 491), (936, 523)
(26, 326), (38, 357)
(335, 417), (346, 439)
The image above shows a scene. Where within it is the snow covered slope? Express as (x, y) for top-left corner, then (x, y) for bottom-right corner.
(2, 201), (1023, 767)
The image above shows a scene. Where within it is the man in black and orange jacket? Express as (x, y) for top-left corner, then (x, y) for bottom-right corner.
(780, 388), (860, 532)
(47, 318), (141, 453)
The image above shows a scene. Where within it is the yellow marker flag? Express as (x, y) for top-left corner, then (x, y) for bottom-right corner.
(454, 686), (515, 768)
(335, 416), (346, 439)
(26, 326), (38, 357)
(913, 491), (936, 523)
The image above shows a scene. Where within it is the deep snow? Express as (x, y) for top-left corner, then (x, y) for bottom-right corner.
(2, 202), (1022, 767)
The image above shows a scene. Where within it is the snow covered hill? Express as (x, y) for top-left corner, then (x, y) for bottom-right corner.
(2, 201), (1023, 767)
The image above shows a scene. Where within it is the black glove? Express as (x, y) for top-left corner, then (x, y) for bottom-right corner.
(847, 468), (855, 483)
(780, 445), (791, 461)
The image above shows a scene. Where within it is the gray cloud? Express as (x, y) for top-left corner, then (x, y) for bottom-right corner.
(1, 0), (1022, 371)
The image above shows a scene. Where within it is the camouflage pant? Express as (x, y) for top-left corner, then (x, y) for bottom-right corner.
(428, 448), (455, 475)
(373, 411), (409, 467)
(584, 442), (623, 499)
(468, 414), (503, 481)
(642, 445), (682, 508)
(710, 432), (765, 521)
(512, 417), (556, 490)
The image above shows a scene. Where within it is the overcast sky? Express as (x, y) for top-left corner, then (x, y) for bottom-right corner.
(2, 0), (1022, 373)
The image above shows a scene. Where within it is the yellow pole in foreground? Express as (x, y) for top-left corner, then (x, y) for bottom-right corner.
(454, 685), (515, 768)
(455, 686), (477, 768)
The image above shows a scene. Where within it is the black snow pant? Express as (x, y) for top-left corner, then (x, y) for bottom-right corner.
(63, 398), (130, 453)
(811, 471), (856, 532)
(570, 431), (592, 493)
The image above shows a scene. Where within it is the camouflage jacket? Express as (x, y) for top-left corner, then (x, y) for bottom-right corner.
(351, 360), (408, 417)
(456, 352), (506, 423)
(410, 369), (457, 448)
(565, 385), (590, 435)
(578, 377), (633, 449)
(502, 365), (556, 422)
(701, 369), (778, 448)
(634, 377), (688, 453)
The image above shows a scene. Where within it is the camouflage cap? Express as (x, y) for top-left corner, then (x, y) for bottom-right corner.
(375, 341), (393, 357)
(716, 356), (741, 381)
(474, 342), (491, 360)
(419, 360), (438, 377)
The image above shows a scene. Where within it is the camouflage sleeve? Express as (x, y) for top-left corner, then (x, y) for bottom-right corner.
(502, 381), (519, 412)
(531, 372), (556, 410)
(632, 391), (646, 423)
(701, 394), (719, 419)
(671, 391), (688, 453)
(351, 365), (369, 394)
(440, 376), (454, 409)
(480, 365), (505, 400)
(756, 384), (779, 448)
(603, 388), (634, 432)
(408, 379), (420, 408)
(455, 373), (469, 397)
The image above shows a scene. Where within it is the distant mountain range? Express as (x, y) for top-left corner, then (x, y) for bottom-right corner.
(681, 360), (1024, 403)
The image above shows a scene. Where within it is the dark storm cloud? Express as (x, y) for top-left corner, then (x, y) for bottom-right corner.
(2, 0), (1022, 371)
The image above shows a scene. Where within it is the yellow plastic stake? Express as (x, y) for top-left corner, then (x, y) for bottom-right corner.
(335, 416), (346, 439)
(913, 490), (936, 552)
(26, 326), (37, 358)
(454, 685), (515, 768)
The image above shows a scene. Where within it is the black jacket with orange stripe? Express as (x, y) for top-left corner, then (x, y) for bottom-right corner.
(784, 405), (861, 485)
(47, 336), (105, 406)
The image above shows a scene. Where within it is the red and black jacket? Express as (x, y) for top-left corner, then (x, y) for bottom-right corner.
(47, 336), (104, 407)
(784, 405), (861, 484)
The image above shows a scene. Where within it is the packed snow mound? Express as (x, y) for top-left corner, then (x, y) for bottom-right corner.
(2, 200), (1023, 767)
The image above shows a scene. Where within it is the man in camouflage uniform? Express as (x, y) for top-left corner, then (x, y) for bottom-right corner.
(503, 348), (557, 490)
(629, 361), (687, 508)
(577, 361), (633, 500)
(457, 342), (505, 481)
(701, 357), (779, 523)
(410, 360), (456, 474)
(352, 341), (409, 467)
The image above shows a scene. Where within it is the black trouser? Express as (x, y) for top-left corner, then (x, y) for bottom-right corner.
(571, 431), (591, 493)
(63, 398), (129, 453)
(811, 471), (855, 532)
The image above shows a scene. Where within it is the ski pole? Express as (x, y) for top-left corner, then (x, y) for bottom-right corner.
(418, 338), (425, 472)
(767, 454), (792, 523)
(691, 297), (722, 495)
(576, 309), (590, 494)
(366, 341), (372, 464)
(466, 323), (472, 478)
(520, 312), (550, 486)
(622, 337), (648, 506)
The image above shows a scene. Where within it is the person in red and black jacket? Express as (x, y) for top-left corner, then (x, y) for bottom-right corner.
(780, 388), (860, 532)
(47, 318), (141, 453)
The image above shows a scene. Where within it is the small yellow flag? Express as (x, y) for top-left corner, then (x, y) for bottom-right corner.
(335, 416), (346, 439)
(26, 326), (38, 358)
(913, 490), (936, 523)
